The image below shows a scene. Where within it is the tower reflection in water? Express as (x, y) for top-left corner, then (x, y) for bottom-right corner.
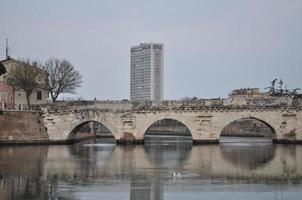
(130, 135), (192, 200)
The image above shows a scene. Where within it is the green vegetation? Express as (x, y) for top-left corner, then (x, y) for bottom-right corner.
(265, 79), (301, 97)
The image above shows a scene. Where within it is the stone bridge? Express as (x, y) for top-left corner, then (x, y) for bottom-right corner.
(41, 102), (302, 143)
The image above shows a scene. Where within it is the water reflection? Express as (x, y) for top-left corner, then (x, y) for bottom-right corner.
(130, 176), (161, 200)
(130, 136), (193, 200)
(0, 146), (48, 177)
(144, 136), (192, 169)
(1, 141), (302, 199)
(0, 177), (49, 200)
(220, 144), (276, 170)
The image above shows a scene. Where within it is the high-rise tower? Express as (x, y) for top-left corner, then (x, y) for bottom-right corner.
(130, 43), (164, 102)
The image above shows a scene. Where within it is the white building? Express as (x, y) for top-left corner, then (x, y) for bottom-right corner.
(130, 43), (164, 102)
(0, 57), (49, 110)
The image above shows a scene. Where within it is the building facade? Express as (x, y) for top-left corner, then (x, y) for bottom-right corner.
(0, 57), (48, 110)
(130, 43), (164, 102)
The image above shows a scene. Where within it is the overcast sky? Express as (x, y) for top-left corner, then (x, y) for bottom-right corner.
(1, 0), (301, 100)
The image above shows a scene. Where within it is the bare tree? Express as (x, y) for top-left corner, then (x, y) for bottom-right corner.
(6, 59), (45, 110)
(43, 58), (82, 102)
(0, 62), (6, 76)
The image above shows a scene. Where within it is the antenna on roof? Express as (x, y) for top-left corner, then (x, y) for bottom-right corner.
(5, 38), (10, 60)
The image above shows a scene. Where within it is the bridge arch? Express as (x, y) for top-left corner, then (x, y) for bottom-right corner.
(66, 120), (115, 141)
(219, 117), (277, 139)
(142, 118), (193, 139)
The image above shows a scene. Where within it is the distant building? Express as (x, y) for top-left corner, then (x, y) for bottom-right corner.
(224, 88), (262, 106)
(230, 88), (261, 97)
(225, 88), (293, 106)
(130, 43), (164, 102)
(0, 57), (48, 110)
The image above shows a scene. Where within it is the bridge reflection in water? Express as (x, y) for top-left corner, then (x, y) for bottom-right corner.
(1, 136), (302, 199)
(220, 143), (276, 170)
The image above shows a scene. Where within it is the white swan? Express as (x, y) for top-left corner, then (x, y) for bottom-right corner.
(173, 172), (181, 177)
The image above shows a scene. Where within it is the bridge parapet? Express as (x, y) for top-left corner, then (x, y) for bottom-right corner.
(37, 94), (302, 112)
(41, 101), (302, 114)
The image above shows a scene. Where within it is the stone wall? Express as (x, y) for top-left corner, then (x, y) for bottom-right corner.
(0, 111), (48, 143)
(41, 105), (302, 144)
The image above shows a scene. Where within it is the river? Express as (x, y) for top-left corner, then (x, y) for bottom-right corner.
(0, 136), (302, 200)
